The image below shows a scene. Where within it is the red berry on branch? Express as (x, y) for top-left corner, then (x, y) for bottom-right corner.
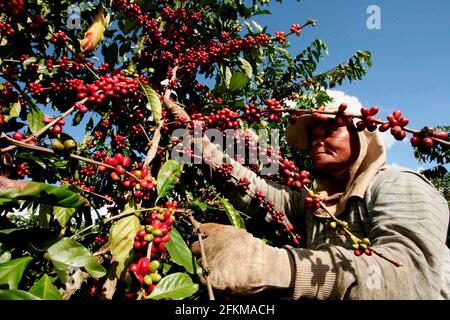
(410, 136), (421, 147)
(433, 131), (449, 140)
(52, 125), (62, 134)
(422, 137), (434, 148)
(369, 106), (379, 116)
(12, 132), (23, 140)
(360, 107), (370, 117)
(378, 123), (390, 132)
(398, 117), (409, 127)
(392, 110), (402, 120)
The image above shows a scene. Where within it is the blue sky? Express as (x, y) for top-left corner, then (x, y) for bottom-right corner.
(254, 0), (450, 171)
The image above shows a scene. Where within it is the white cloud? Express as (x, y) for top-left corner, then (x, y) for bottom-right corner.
(325, 90), (365, 114)
(388, 162), (401, 168)
(380, 131), (396, 150)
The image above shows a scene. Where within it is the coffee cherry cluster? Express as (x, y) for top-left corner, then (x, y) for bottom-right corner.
(238, 177), (250, 191)
(329, 220), (372, 256)
(356, 106), (379, 132)
(278, 153), (311, 190)
(275, 32), (286, 44)
(242, 103), (262, 124)
(410, 127), (449, 149)
(50, 31), (68, 45)
(128, 257), (162, 297)
(0, 21), (15, 37)
(16, 162), (30, 178)
(216, 163), (234, 179)
(133, 201), (177, 257)
(239, 188), (301, 246)
(378, 110), (409, 140)
(264, 99), (282, 123)
(42, 116), (66, 134)
(304, 189), (323, 211)
(290, 24), (301, 36)
(74, 74), (139, 109)
(51, 138), (77, 153)
(205, 108), (239, 130)
(352, 237), (372, 257)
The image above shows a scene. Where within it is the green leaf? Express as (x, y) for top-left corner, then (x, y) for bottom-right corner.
(189, 200), (214, 213)
(0, 244), (11, 264)
(4, 102), (21, 122)
(0, 289), (41, 300)
(54, 206), (76, 228)
(224, 66), (232, 88)
(110, 211), (140, 278)
(157, 160), (182, 198)
(219, 197), (245, 229)
(165, 228), (201, 274)
(0, 257), (32, 289)
(29, 274), (62, 300)
(0, 177), (88, 208)
(149, 273), (199, 300)
(102, 42), (119, 67)
(26, 100), (45, 134)
(123, 19), (138, 34)
(239, 58), (253, 78)
(228, 72), (249, 92)
(47, 238), (106, 283)
(140, 82), (162, 124)
(0, 228), (25, 235)
(39, 204), (53, 229)
(252, 20), (264, 33)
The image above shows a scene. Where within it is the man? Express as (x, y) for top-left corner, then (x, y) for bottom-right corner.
(165, 94), (450, 299)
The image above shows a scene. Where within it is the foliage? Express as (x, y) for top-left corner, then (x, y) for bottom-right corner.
(0, 0), (447, 300)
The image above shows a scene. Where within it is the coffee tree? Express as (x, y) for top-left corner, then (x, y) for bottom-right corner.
(0, 0), (448, 300)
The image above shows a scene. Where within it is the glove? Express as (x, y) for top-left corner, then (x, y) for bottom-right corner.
(191, 223), (294, 295)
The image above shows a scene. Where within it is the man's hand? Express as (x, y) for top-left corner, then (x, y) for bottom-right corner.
(191, 223), (294, 295)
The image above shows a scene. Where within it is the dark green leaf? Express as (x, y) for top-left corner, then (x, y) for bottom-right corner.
(0, 177), (88, 208)
(0, 289), (41, 300)
(4, 102), (21, 122)
(157, 160), (182, 198)
(189, 200), (214, 213)
(224, 66), (232, 88)
(123, 19), (138, 34)
(219, 197), (245, 229)
(54, 206), (76, 228)
(110, 208), (140, 278)
(165, 228), (201, 274)
(0, 228), (25, 235)
(228, 72), (249, 92)
(39, 204), (53, 229)
(29, 274), (62, 300)
(102, 42), (119, 67)
(0, 244), (11, 264)
(140, 82), (162, 124)
(239, 58), (253, 79)
(0, 257), (32, 289)
(48, 238), (106, 283)
(149, 273), (199, 300)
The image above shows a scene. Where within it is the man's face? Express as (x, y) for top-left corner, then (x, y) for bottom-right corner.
(308, 122), (359, 176)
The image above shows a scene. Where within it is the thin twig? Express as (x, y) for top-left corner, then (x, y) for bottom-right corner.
(304, 186), (402, 267)
(185, 210), (215, 300)
(2, 135), (140, 181)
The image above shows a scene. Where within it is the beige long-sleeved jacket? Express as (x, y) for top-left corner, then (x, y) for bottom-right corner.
(202, 140), (450, 299)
